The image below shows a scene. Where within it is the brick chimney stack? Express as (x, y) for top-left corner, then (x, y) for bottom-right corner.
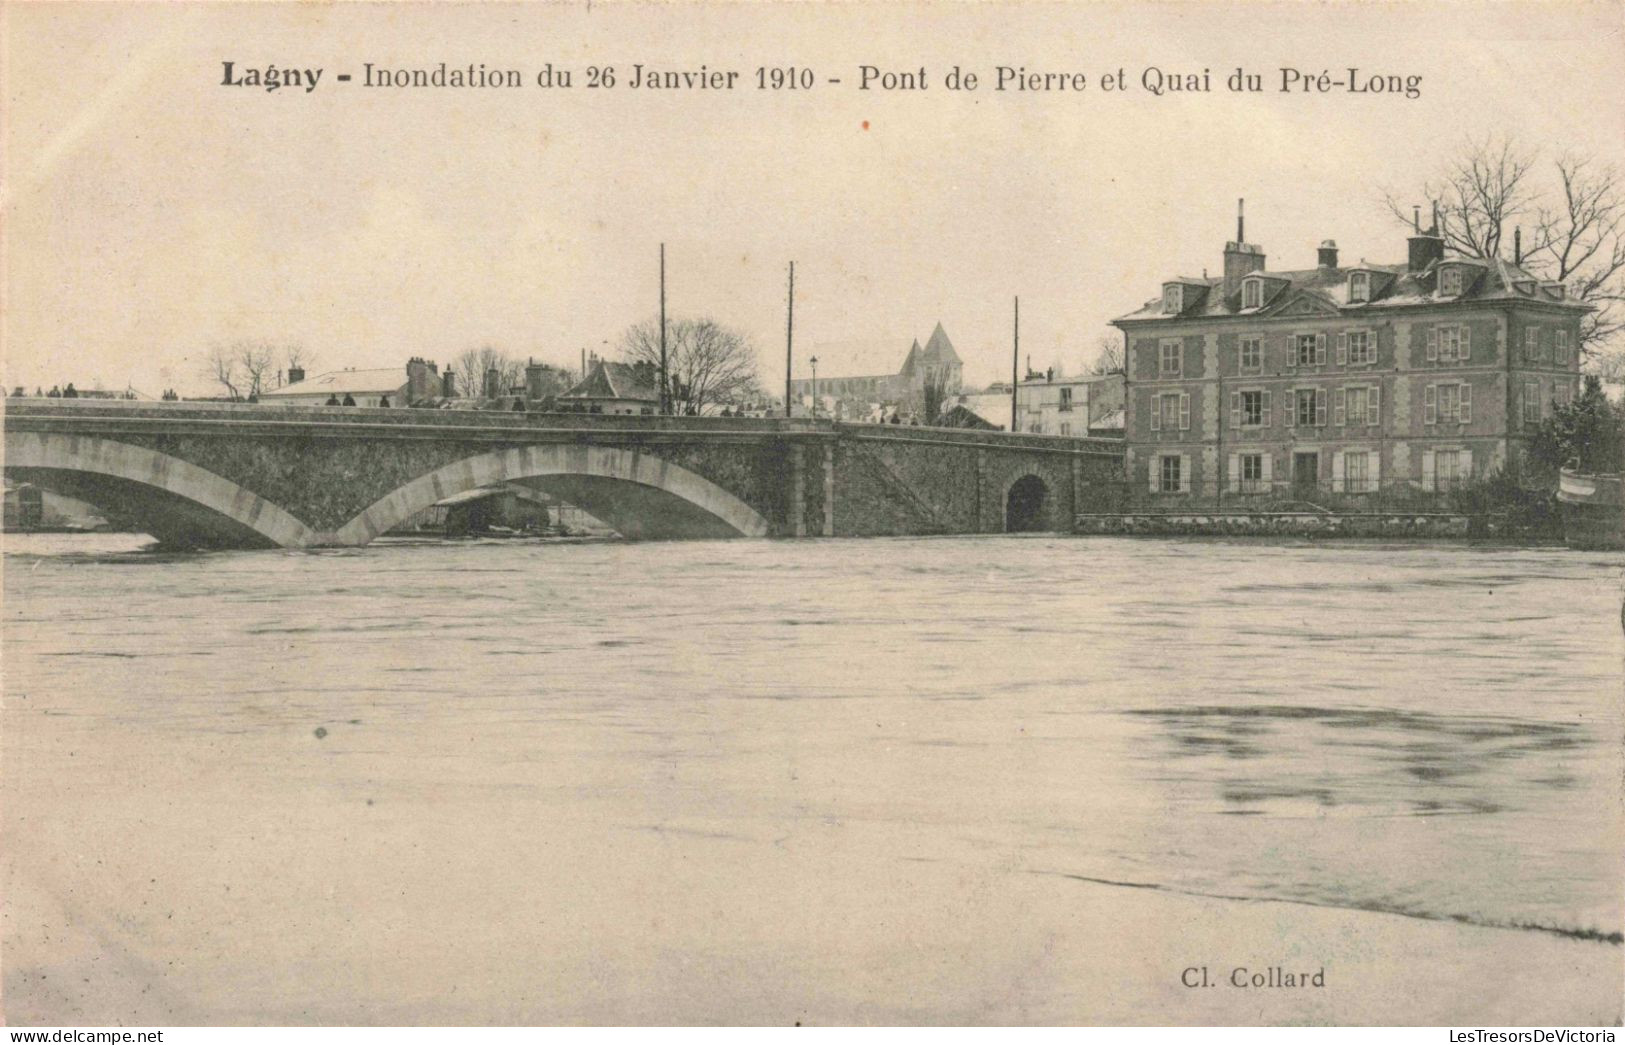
(286, 365), (305, 386)
(1318, 240), (1339, 269)
(1407, 202), (1445, 272)
(1222, 198), (1267, 300)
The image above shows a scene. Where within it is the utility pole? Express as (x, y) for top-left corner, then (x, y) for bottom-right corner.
(785, 261), (795, 418)
(1010, 296), (1020, 432)
(659, 243), (669, 415)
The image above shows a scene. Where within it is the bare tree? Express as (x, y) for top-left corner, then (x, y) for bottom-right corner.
(236, 342), (277, 399)
(1383, 137), (1625, 361)
(1532, 154), (1625, 355)
(453, 345), (525, 399)
(201, 344), (241, 400)
(919, 366), (951, 425)
(1088, 334), (1125, 375)
(619, 317), (760, 415)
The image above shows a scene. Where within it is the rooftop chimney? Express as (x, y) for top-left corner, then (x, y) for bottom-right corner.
(1318, 240), (1339, 269)
(1407, 201), (1444, 273)
(483, 366), (501, 400)
(1514, 226), (1523, 265)
(442, 369), (457, 398)
(287, 365), (305, 386)
(1222, 198), (1266, 300)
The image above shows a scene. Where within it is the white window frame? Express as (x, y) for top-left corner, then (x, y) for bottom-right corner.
(1242, 279), (1262, 309)
(1525, 326), (1541, 362)
(1435, 449), (1463, 488)
(1240, 390), (1264, 427)
(1555, 329), (1570, 364)
(1440, 267), (1463, 297)
(1343, 450), (1372, 494)
(1163, 285), (1183, 314)
(1346, 329), (1374, 366)
(1159, 454), (1182, 493)
(1349, 271), (1370, 303)
(1523, 378), (1541, 423)
(1239, 336), (1262, 372)
(1438, 325), (1463, 362)
(1159, 339), (1182, 376)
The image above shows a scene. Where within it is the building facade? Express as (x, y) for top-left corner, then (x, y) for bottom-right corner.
(1112, 208), (1588, 503)
(1015, 371), (1125, 437)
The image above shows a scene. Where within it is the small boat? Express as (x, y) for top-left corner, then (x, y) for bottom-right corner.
(1558, 466), (1625, 550)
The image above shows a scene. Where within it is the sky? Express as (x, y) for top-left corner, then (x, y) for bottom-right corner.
(4, 1), (1623, 397)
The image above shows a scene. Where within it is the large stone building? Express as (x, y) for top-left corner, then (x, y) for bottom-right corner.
(1111, 205), (1588, 502)
(790, 322), (964, 418)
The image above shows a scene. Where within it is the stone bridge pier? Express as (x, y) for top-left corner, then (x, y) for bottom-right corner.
(3, 402), (1125, 549)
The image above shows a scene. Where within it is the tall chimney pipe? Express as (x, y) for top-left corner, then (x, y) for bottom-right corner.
(1514, 227), (1522, 265)
(1413, 206), (1420, 233)
(1237, 198), (1245, 243)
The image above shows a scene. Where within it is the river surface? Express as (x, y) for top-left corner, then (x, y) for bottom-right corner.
(3, 533), (1623, 1017)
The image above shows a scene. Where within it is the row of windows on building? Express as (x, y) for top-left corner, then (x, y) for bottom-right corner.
(1167, 268), (1560, 316)
(1155, 324), (1571, 377)
(1153, 447), (1473, 495)
(1148, 377), (1575, 433)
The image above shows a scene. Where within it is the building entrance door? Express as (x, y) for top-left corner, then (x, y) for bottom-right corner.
(1293, 451), (1320, 493)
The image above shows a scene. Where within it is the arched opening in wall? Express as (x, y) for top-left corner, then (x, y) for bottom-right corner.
(1005, 474), (1050, 533)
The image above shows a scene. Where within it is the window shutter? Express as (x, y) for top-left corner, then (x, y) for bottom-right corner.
(1285, 335), (1296, 371)
(1369, 453), (1381, 495)
(1149, 456), (1160, 494)
(1230, 391), (1240, 429)
(1228, 452), (1240, 493)
(1368, 386), (1381, 426)
(1179, 454), (1191, 494)
(1261, 452), (1274, 488)
(1336, 333), (1348, 366)
(1316, 333), (1327, 365)
(1332, 450), (1346, 492)
(1426, 328), (1438, 362)
(1422, 450), (1436, 492)
(1334, 388), (1347, 426)
(1149, 394), (1160, 431)
(1458, 384), (1472, 424)
(1460, 448), (1473, 481)
(1424, 384), (1437, 425)
(1460, 326), (1471, 360)
(1179, 393), (1191, 431)
(1261, 391), (1272, 428)
(1286, 388), (1296, 428)
(1314, 388), (1327, 426)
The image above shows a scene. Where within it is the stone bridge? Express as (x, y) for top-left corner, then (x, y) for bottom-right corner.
(2, 401), (1125, 549)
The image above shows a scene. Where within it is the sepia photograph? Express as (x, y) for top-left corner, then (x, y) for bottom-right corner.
(2, 0), (1622, 1031)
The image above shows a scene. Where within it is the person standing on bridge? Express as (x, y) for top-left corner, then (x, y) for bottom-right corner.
(342, 393), (356, 407)
(379, 395), (390, 408)
(325, 394), (339, 406)
(62, 383), (78, 398)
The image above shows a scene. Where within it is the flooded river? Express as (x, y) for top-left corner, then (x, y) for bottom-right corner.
(3, 534), (1622, 1022)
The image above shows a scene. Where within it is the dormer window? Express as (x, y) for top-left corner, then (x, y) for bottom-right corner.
(1439, 267), (1463, 297)
(1242, 278), (1262, 309)
(1545, 283), (1567, 300)
(1162, 285), (1184, 314)
(1349, 271), (1370, 303)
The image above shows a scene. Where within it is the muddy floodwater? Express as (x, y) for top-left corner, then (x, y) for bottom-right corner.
(3, 533), (1622, 1023)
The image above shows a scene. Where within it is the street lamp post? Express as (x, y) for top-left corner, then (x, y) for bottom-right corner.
(810, 356), (819, 419)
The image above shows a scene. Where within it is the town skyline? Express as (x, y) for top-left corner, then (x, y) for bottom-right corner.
(5, 3), (1624, 399)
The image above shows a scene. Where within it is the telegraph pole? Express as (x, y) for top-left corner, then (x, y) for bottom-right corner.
(1010, 296), (1020, 432)
(785, 261), (795, 418)
(659, 243), (669, 415)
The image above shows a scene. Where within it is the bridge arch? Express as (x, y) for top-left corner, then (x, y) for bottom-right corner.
(4, 431), (319, 548)
(330, 443), (772, 546)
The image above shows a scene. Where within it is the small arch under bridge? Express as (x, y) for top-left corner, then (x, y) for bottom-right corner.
(3, 401), (1125, 549)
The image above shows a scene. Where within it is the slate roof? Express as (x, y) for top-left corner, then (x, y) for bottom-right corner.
(263, 368), (408, 397)
(1116, 250), (1587, 324)
(560, 360), (659, 402)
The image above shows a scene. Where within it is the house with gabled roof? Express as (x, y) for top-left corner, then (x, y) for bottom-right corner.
(1111, 201), (1588, 503)
(557, 356), (660, 415)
